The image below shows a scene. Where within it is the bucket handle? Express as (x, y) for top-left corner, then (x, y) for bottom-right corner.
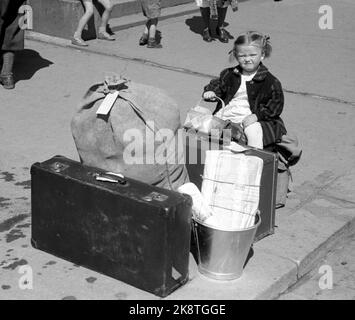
(191, 220), (201, 265)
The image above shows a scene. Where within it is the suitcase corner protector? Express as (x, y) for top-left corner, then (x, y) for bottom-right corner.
(30, 162), (41, 174)
(30, 238), (38, 249)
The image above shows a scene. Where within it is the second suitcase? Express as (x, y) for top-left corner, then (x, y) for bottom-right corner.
(184, 130), (277, 241)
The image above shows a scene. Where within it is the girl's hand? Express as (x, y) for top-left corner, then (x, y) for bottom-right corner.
(203, 91), (217, 101)
(242, 114), (258, 128)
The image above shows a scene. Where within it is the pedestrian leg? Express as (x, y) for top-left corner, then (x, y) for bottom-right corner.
(97, 0), (115, 40)
(139, 21), (150, 45)
(0, 51), (15, 89)
(72, 0), (94, 46)
(147, 18), (162, 48)
(200, 7), (212, 42)
(216, 6), (228, 43)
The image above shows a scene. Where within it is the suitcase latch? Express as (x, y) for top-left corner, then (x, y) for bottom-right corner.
(51, 162), (69, 173)
(142, 191), (168, 202)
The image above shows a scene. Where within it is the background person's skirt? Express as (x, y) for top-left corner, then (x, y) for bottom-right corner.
(0, 0), (25, 51)
(139, 0), (161, 19)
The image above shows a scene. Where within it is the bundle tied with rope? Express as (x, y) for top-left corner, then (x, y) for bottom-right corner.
(183, 96), (247, 145)
(71, 74), (189, 190)
(183, 96), (228, 137)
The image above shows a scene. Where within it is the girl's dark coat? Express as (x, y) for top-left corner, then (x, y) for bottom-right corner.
(204, 63), (287, 147)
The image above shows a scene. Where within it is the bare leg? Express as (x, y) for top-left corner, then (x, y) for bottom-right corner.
(143, 24), (149, 37)
(73, 0), (94, 40)
(0, 51), (15, 89)
(139, 22), (149, 45)
(146, 18), (161, 48)
(244, 122), (263, 149)
(148, 18), (158, 40)
(1, 51), (14, 75)
(98, 0), (113, 33)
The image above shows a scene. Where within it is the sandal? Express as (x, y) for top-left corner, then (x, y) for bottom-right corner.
(97, 31), (115, 41)
(71, 37), (88, 47)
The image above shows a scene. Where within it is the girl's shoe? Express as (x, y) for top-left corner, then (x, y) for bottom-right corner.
(139, 34), (149, 46)
(0, 73), (15, 89)
(97, 31), (115, 41)
(147, 38), (162, 48)
(202, 28), (212, 42)
(71, 37), (88, 47)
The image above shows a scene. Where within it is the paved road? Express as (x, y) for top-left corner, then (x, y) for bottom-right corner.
(278, 232), (355, 300)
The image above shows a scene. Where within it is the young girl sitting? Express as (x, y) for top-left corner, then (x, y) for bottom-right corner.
(203, 31), (287, 150)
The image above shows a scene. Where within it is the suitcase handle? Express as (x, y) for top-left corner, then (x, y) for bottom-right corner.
(96, 172), (128, 186)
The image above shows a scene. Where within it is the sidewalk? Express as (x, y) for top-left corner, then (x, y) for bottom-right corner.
(1, 0), (355, 300)
(27, 0), (355, 104)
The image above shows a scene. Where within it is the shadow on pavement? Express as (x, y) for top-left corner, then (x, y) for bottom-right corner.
(185, 16), (232, 40)
(13, 49), (53, 84)
(185, 16), (206, 36)
(156, 30), (162, 45)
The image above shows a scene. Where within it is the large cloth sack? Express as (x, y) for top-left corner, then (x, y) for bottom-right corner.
(71, 81), (189, 190)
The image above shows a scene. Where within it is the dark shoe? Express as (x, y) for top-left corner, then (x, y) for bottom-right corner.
(0, 73), (15, 89)
(147, 38), (162, 48)
(202, 28), (212, 42)
(216, 27), (229, 43)
(71, 37), (88, 47)
(97, 31), (115, 41)
(139, 34), (149, 46)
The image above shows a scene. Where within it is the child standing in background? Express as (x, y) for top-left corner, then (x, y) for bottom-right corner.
(138, 0), (162, 48)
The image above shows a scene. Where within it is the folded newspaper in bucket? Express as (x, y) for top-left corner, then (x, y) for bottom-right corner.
(201, 150), (263, 230)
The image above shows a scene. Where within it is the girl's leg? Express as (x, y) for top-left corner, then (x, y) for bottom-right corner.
(244, 122), (263, 149)
(0, 51), (15, 89)
(73, 0), (94, 40)
(97, 0), (114, 36)
(216, 5), (228, 42)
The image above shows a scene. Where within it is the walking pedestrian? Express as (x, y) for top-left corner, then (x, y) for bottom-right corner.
(196, 0), (238, 43)
(72, 0), (114, 47)
(138, 0), (162, 48)
(0, 0), (26, 89)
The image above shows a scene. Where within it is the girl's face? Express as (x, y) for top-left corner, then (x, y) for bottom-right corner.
(235, 44), (264, 74)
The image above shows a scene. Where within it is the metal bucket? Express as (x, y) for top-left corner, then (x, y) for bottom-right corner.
(192, 212), (261, 280)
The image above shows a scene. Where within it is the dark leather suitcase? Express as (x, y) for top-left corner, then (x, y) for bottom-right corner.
(183, 130), (277, 241)
(31, 156), (192, 297)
